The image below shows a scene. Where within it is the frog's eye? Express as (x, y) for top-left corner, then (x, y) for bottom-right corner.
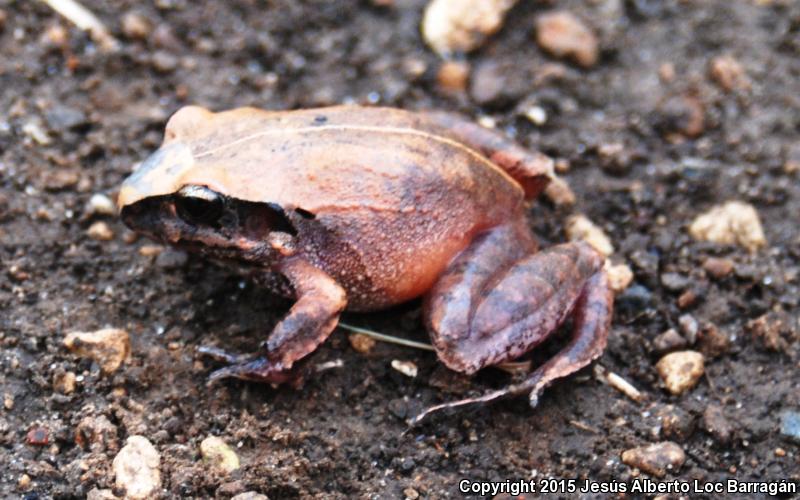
(176, 185), (224, 225)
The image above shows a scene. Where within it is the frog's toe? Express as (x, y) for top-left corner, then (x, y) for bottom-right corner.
(204, 355), (297, 386)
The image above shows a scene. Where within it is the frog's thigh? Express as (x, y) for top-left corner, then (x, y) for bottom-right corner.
(421, 111), (553, 198)
(425, 239), (609, 376)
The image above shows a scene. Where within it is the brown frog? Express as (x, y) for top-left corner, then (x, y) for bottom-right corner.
(118, 105), (614, 421)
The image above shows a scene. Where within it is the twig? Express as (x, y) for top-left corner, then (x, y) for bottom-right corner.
(594, 364), (645, 403)
(338, 322), (531, 374)
(40, 0), (119, 52)
(338, 322), (435, 351)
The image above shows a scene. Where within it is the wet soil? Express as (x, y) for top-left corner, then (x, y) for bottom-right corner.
(1, 0), (799, 498)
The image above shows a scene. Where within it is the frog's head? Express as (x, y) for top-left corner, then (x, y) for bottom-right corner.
(118, 106), (300, 264)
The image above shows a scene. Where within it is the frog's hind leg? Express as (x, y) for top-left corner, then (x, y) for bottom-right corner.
(421, 111), (555, 199)
(414, 229), (613, 425)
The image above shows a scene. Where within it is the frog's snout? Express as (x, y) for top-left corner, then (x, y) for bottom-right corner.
(117, 142), (195, 210)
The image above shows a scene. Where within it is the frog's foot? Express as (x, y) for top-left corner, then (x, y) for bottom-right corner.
(197, 346), (298, 385)
(413, 228), (613, 425)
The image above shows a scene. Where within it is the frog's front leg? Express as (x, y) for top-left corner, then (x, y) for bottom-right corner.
(201, 258), (347, 384)
(413, 221), (613, 424)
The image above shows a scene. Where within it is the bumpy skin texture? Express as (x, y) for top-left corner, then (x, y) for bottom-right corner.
(118, 105), (613, 419)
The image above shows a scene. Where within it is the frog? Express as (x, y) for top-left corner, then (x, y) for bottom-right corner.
(118, 105), (614, 422)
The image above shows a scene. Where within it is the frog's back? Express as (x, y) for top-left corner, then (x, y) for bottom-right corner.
(174, 106), (527, 308)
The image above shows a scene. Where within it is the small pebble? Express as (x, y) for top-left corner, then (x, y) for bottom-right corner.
(678, 314), (699, 344)
(621, 441), (686, 478)
(155, 249), (188, 269)
(543, 176), (576, 207)
(53, 371), (77, 394)
(26, 426), (50, 446)
(779, 411), (800, 444)
(436, 60), (470, 93)
(87, 194), (117, 216)
(565, 214), (614, 257)
(469, 60), (512, 107)
(87, 221), (114, 241)
(63, 328), (131, 373)
(709, 55), (749, 92)
(404, 487), (420, 500)
(113, 436), (161, 500)
(689, 201), (767, 252)
(524, 106), (547, 126)
(4, 393), (13, 410)
(348, 333), (376, 354)
(653, 329), (688, 355)
(535, 11), (598, 68)
(122, 11), (152, 40)
(45, 106), (88, 132)
(656, 350), (704, 395)
(656, 404), (695, 442)
(18, 474), (31, 490)
(660, 95), (706, 139)
(422, 0), (517, 55)
(86, 489), (117, 500)
(22, 122), (52, 145)
(391, 360), (418, 378)
(139, 245), (165, 257)
(231, 493), (268, 500)
(605, 262), (634, 293)
(200, 436), (241, 474)
(703, 404), (734, 445)
(151, 50), (179, 73)
(660, 272), (689, 292)
(75, 415), (119, 453)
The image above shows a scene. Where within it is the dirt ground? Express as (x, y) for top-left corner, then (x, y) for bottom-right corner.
(1, 0), (799, 498)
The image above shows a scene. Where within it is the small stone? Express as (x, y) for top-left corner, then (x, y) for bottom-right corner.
(45, 106), (88, 132)
(151, 50), (178, 73)
(653, 329), (687, 355)
(26, 426), (50, 446)
(656, 95), (705, 139)
(231, 493), (269, 500)
(658, 62), (675, 82)
(113, 436), (161, 500)
(656, 405), (695, 442)
(605, 262), (634, 293)
(697, 323), (730, 357)
(678, 314), (699, 344)
(3, 393), (13, 410)
(703, 257), (734, 279)
(122, 12), (152, 40)
(779, 411), (800, 444)
(63, 328), (131, 373)
(621, 441), (686, 478)
(469, 60), (510, 107)
(748, 313), (792, 353)
(543, 176), (576, 207)
(676, 289), (697, 309)
(75, 415), (119, 453)
(348, 333), (376, 354)
(42, 169), (80, 191)
(565, 214), (614, 257)
(200, 436), (240, 474)
(53, 371), (77, 394)
(535, 11), (598, 68)
(703, 404), (734, 445)
(404, 487), (420, 500)
(775, 447), (786, 457)
(391, 360), (418, 378)
(709, 55), (749, 92)
(597, 142), (634, 175)
(524, 106), (547, 126)
(660, 272), (689, 292)
(86, 489), (117, 500)
(22, 122), (52, 145)
(689, 201), (767, 252)
(18, 474), (31, 490)
(139, 245), (165, 257)
(422, 0), (517, 55)
(436, 60), (470, 93)
(87, 221), (114, 241)
(42, 24), (69, 48)
(656, 350), (704, 395)
(87, 194), (117, 216)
